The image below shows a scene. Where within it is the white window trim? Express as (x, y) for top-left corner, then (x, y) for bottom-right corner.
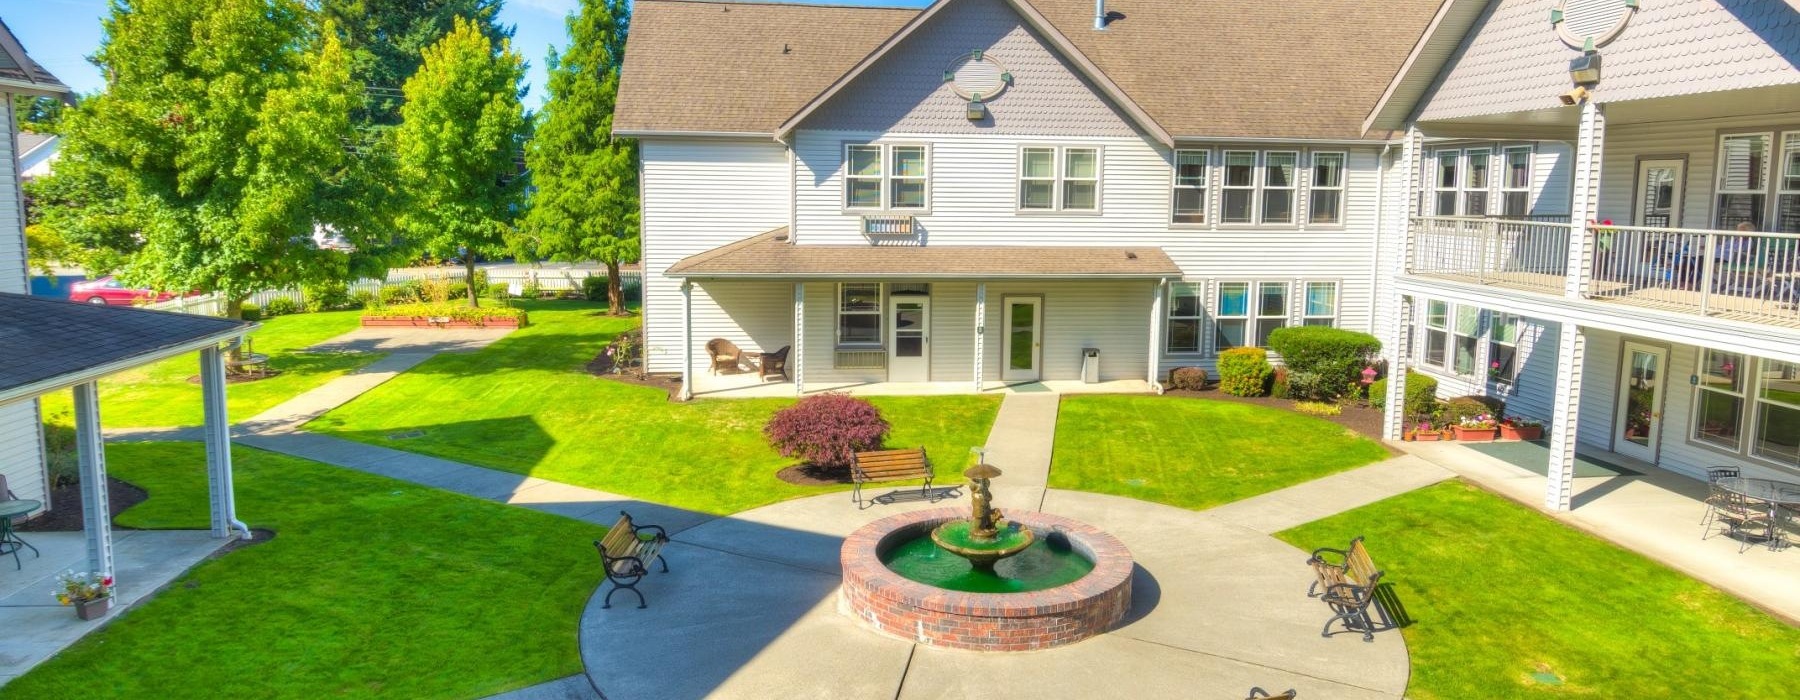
(1062, 147), (1102, 212)
(836, 282), (884, 348)
(1171, 149), (1210, 226)
(1463, 148), (1492, 216)
(1213, 281), (1252, 353)
(1302, 280), (1339, 327)
(843, 143), (931, 214)
(1501, 145), (1533, 217)
(1260, 151), (1299, 226)
(1691, 348), (1748, 452)
(1420, 299), (1450, 370)
(1307, 152), (1347, 226)
(1713, 132), (1773, 229)
(1751, 358), (1800, 467)
(1253, 281), (1291, 347)
(1017, 145), (1104, 214)
(1486, 312), (1520, 385)
(1449, 305), (1481, 377)
(1220, 150), (1260, 226)
(1776, 131), (1800, 233)
(1433, 149), (1460, 216)
(1164, 281), (1206, 355)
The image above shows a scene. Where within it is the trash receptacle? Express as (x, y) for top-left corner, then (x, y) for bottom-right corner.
(1081, 348), (1100, 384)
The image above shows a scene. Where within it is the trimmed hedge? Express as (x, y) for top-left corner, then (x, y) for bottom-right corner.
(366, 303), (529, 326)
(263, 296), (301, 318)
(1370, 370), (1439, 420)
(1218, 347), (1273, 397)
(1167, 366), (1208, 391)
(1444, 395), (1505, 423)
(1265, 326), (1382, 401)
(764, 393), (890, 470)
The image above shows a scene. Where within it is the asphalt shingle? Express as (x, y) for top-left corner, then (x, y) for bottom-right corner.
(0, 293), (251, 400)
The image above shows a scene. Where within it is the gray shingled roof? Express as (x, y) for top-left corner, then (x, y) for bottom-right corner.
(0, 293), (253, 404)
(666, 228), (1182, 278)
(0, 17), (70, 92)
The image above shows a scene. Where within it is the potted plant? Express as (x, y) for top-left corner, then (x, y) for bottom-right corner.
(1500, 416), (1543, 441)
(1454, 414), (1500, 442)
(1408, 421), (1443, 442)
(55, 571), (114, 621)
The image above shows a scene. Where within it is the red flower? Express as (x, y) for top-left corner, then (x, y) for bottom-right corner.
(101, 577), (113, 587)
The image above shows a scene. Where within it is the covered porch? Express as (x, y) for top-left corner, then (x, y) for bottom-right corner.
(0, 293), (252, 679)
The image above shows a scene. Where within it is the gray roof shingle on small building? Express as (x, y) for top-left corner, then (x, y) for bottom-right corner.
(666, 228), (1182, 278)
(0, 293), (253, 402)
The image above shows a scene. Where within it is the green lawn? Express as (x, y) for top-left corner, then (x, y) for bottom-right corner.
(0, 442), (604, 699)
(1047, 395), (1389, 510)
(308, 301), (1003, 515)
(1277, 480), (1800, 699)
(39, 310), (380, 429)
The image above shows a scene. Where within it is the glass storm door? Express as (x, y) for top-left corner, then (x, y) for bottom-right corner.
(1635, 160), (1684, 228)
(888, 296), (930, 382)
(1001, 298), (1042, 382)
(1614, 342), (1667, 462)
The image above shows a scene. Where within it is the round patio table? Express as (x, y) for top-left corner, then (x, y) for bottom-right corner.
(1716, 477), (1800, 551)
(0, 498), (41, 570)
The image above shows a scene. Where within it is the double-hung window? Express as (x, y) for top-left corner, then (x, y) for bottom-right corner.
(844, 144), (928, 211)
(1463, 149), (1491, 215)
(1694, 349), (1746, 450)
(1487, 313), (1519, 384)
(1452, 306), (1480, 376)
(1422, 300), (1449, 368)
(1214, 282), (1250, 349)
(1254, 282), (1289, 347)
(1018, 146), (1100, 212)
(1221, 151), (1258, 224)
(1753, 360), (1800, 466)
(1309, 152), (1345, 225)
(1165, 282), (1204, 353)
(1777, 132), (1800, 233)
(1434, 151), (1460, 215)
(1172, 150), (1209, 224)
(837, 283), (882, 346)
(1261, 152), (1298, 224)
(1302, 281), (1337, 327)
(1501, 146), (1532, 216)
(1715, 133), (1770, 230)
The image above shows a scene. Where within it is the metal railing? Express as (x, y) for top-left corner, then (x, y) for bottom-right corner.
(1587, 224), (1800, 324)
(1408, 216), (1575, 294)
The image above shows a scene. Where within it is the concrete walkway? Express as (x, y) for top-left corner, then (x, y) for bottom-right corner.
(982, 392), (1060, 512)
(1204, 455), (1456, 534)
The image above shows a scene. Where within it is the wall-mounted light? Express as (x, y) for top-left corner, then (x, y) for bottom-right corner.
(966, 93), (986, 121)
(1569, 52), (1602, 86)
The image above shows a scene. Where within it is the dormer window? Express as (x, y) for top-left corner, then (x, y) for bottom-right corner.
(845, 143), (930, 211)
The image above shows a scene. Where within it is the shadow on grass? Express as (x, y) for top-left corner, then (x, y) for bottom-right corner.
(315, 414), (558, 473)
(1373, 581), (1415, 630)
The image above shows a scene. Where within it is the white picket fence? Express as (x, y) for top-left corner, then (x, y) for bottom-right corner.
(141, 268), (640, 317)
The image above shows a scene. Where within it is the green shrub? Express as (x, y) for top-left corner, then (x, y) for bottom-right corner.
(521, 281), (543, 299)
(303, 282), (352, 313)
(1444, 395), (1505, 423)
(1217, 347), (1272, 397)
(484, 281), (511, 300)
(349, 289), (377, 309)
(239, 302), (262, 322)
(1266, 326), (1382, 401)
(1166, 366), (1208, 391)
(1370, 370), (1440, 420)
(379, 284), (418, 305)
(1271, 365), (1290, 398)
(1287, 370), (1332, 401)
(582, 274), (608, 302)
(366, 302), (528, 327)
(263, 296), (301, 317)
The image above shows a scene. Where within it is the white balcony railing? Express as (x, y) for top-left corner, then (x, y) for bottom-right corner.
(1409, 216), (1574, 295)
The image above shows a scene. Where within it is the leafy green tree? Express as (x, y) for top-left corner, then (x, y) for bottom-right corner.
(393, 16), (529, 308)
(22, 153), (138, 274)
(523, 0), (638, 316)
(13, 94), (69, 133)
(48, 0), (363, 321)
(317, 0), (509, 128)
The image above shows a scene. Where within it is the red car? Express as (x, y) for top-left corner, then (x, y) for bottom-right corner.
(68, 276), (178, 305)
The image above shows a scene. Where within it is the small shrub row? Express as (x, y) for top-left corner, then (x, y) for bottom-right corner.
(1369, 370), (1439, 419)
(764, 393), (890, 470)
(1217, 347), (1273, 397)
(365, 302), (528, 326)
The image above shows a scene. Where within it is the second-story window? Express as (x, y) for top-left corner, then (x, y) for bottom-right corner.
(1221, 151), (1258, 224)
(1063, 148), (1100, 210)
(845, 144), (928, 211)
(1463, 149), (1491, 215)
(1715, 133), (1768, 229)
(1019, 146), (1101, 212)
(1309, 152), (1345, 225)
(1502, 146), (1532, 216)
(1172, 150), (1209, 224)
(1261, 152), (1298, 224)
(1434, 151), (1459, 215)
(1019, 147), (1057, 210)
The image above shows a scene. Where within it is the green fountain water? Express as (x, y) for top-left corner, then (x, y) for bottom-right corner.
(880, 458), (1095, 593)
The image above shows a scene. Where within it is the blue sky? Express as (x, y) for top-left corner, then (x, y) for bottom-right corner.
(5, 0), (930, 105)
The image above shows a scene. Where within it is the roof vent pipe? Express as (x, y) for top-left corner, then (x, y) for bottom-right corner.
(1095, 0), (1107, 30)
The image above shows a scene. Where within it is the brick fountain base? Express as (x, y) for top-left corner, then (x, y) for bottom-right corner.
(840, 507), (1133, 652)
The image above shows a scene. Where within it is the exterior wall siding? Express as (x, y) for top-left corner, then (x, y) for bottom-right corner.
(1596, 112), (1800, 229)
(1, 95), (48, 509)
(687, 280), (794, 384)
(981, 281), (1151, 382)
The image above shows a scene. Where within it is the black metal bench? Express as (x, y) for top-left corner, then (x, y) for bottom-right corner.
(1306, 535), (1385, 641)
(851, 447), (937, 508)
(594, 511), (669, 609)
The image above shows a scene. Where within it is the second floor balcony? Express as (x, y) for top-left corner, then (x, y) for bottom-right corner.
(1409, 216), (1800, 329)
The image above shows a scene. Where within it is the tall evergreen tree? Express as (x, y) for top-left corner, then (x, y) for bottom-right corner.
(316, 0), (509, 128)
(393, 16), (529, 307)
(523, 0), (637, 316)
(48, 0), (362, 321)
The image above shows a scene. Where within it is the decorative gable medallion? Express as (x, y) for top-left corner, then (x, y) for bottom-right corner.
(943, 50), (1012, 102)
(1551, 0), (1639, 51)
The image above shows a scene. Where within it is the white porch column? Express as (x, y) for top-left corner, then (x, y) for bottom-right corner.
(792, 282), (806, 396)
(973, 282), (986, 392)
(1398, 125), (1425, 274)
(1382, 295), (1414, 441)
(200, 345), (246, 539)
(1566, 101), (1605, 299)
(72, 382), (112, 581)
(1147, 279), (1166, 389)
(679, 281), (693, 401)
(1546, 321), (1586, 511)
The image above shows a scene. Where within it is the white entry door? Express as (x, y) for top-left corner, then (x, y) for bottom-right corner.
(1634, 159), (1684, 228)
(888, 296), (930, 382)
(1001, 297), (1042, 382)
(1614, 342), (1667, 462)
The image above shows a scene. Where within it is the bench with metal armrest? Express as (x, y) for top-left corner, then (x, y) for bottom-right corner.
(1305, 535), (1385, 641)
(594, 511), (670, 609)
(850, 447), (936, 508)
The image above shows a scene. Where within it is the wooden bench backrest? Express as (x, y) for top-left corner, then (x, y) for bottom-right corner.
(1346, 538), (1380, 586)
(599, 513), (638, 557)
(854, 448), (929, 480)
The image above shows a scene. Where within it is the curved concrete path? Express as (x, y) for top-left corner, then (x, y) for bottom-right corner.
(580, 488), (1411, 700)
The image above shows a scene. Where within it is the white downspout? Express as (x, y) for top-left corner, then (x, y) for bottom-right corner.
(1370, 143), (1392, 335)
(1094, 0), (1107, 30)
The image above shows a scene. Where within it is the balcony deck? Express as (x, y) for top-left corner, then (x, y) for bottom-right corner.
(1411, 269), (1800, 329)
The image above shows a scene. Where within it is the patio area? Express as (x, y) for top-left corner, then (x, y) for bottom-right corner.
(693, 375), (1155, 399)
(0, 530), (230, 684)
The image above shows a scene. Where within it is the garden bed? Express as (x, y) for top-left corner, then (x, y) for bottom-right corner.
(1162, 388), (1389, 443)
(360, 303), (528, 329)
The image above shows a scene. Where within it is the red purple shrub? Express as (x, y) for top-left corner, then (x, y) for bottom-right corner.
(764, 393), (890, 470)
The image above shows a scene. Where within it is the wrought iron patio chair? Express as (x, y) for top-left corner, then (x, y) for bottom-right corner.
(1700, 467), (1740, 525)
(1704, 489), (1778, 553)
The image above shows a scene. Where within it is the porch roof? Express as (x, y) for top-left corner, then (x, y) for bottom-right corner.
(665, 228), (1181, 280)
(0, 293), (254, 406)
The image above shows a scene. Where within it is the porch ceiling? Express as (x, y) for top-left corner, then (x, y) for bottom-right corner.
(1418, 83), (1800, 140)
(666, 228), (1181, 280)
(0, 292), (254, 406)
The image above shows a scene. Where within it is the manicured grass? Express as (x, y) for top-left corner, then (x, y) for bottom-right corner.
(1047, 395), (1389, 510)
(39, 310), (380, 429)
(1277, 480), (1800, 699)
(0, 442), (604, 699)
(308, 301), (1003, 515)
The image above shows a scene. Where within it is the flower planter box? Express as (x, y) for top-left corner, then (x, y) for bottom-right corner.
(1411, 430), (1444, 442)
(1454, 426), (1499, 442)
(75, 596), (111, 621)
(361, 316), (521, 329)
(1500, 424), (1543, 441)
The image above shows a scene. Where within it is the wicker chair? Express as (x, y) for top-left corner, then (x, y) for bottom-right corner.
(706, 338), (743, 375)
(758, 346), (791, 382)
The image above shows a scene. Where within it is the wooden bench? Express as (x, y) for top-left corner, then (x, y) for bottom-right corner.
(1305, 535), (1385, 641)
(593, 511), (670, 609)
(851, 447), (936, 508)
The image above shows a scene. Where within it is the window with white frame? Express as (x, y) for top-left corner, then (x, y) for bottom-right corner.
(1777, 132), (1800, 234)
(1261, 152), (1298, 224)
(1452, 305), (1480, 376)
(1165, 282), (1204, 353)
(1221, 151), (1257, 224)
(1302, 281), (1337, 327)
(1487, 312), (1519, 385)
(1463, 149), (1491, 215)
(1753, 360), (1800, 467)
(1018, 146), (1100, 212)
(1422, 299), (1449, 368)
(1434, 151), (1459, 215)
(845, 144), (928, 211)
(1502, 146), (1532, 216)
(1254, 282), (1289, 347)
(837, 283), (882, 346)
(1694, 349), (1746, 451)
(1309, 152), (1345, 225)
(1715, 133), (1770, 230)
(1214, 282), (1250, 349)
(1172, 150), (1209, 224)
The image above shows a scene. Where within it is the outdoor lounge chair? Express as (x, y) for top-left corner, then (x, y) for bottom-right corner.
(706, 338), (743, 375)
(758, 346), (791, 381)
